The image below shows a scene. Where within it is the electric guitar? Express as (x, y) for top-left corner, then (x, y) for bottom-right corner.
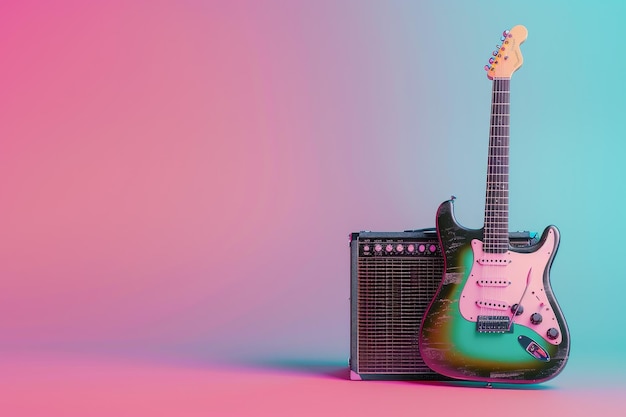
(418, 25), (570, 384)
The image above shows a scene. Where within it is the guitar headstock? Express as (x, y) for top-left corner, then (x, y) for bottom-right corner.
(484, 25), (528, 80)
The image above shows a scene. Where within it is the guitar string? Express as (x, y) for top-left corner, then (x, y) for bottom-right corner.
(500, 78), (510, 323)
(497, 78), (508, 321)
(488, 78), (497, 319)
(492, 77), (500, 318)
(482, 78), (492, 320)
(501, 78), (507, 321)
(484, 77), (498, 320)
(483, 78), (494, 320)
(486, 78), (509, 322)
(484, 78), (491, 320)
(493, 78), (498, 319)
(493, 80), (503, 318)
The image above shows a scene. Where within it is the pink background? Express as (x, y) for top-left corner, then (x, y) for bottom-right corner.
(3, 0), (431, 363)
(2, 0), (625, 415)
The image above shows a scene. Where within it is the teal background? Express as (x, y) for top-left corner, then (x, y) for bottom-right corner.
(345, 1), (626, 374)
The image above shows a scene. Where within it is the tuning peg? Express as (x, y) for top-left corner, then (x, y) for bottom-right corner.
(500, 36), (506, 42)
(496, 44), (501, 49)
(489, 57), (495, 64)
(503, 29), (510, 37)
(484, 65), (491, 71)
(492, 50), (499, 56)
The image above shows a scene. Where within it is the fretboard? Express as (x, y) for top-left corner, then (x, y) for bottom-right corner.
(484, 78), (510, 253)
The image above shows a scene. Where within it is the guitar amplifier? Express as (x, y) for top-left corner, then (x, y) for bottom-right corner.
(349, 228), (538, 380)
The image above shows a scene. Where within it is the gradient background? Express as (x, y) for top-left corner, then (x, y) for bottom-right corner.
(1, 0), (625, 415)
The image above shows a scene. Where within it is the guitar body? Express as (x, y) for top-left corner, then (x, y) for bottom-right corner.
(419, 199), (570, 383)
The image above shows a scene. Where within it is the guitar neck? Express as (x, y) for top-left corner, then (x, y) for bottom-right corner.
(484, 77), (510, 253)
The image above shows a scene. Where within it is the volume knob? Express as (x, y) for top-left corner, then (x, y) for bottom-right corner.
(530, 313), (543, 325)
(511, 304), (524, 316)
(547, 328), (560, 340)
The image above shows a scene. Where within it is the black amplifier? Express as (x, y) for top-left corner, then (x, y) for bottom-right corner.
(349, 228), (538, 380)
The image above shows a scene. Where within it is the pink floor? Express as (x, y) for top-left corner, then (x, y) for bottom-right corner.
(1, 351), (622, 417)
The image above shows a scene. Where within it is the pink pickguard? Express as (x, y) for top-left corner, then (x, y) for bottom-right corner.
(458, 228), (562, 345)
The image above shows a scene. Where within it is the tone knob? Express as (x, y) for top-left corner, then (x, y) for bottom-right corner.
(396, 244), (404, 252)
(374, 244), (382, 252)
(385, 244), (393, 253)
(547, 328), (560, 340)
(530, 313), (543, 325)
(511, 304), (524, 316)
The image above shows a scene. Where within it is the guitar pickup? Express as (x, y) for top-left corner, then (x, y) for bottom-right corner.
(477, 257), (511, 266)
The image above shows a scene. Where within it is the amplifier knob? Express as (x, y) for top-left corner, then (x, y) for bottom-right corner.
(385, 244), (393, 253)
(396, 244), (404, 252)
(374, 244), (382, 252)
(407, 244), (415, 253)
(429, 244), (437, 253)
(363, 245), (370, 252)
(418, 244), (426, 253)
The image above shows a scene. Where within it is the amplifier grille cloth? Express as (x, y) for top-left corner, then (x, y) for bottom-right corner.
(357, 256), (443, 373)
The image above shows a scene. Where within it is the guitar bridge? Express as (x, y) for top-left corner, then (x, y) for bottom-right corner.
(476, 315), (513, 333)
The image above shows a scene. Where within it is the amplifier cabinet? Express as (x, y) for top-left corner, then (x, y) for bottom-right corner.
(349, 228), (538, 380)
